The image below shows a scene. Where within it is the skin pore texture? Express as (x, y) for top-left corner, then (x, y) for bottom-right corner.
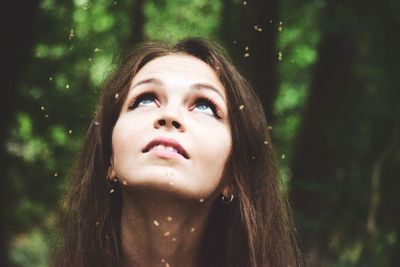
(108, 54), (233, 266)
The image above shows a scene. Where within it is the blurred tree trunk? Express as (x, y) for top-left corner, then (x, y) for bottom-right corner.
(128, 0), (145, 45)
(289, 2), (358, 265)
(0, 1), (40, 266)
(219, 0), (279, 123)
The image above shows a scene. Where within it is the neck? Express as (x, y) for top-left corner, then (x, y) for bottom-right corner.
(120, 188), (213, 267)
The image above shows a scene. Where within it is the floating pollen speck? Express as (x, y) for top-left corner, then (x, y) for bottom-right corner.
(49, 77), (53, 81)
(54, 172), (58, 177)
(252, 156), (255, 160)
(161, 259), (165, 263)
(172, 237), (176, 242)
(190, 227), (196, 233)
(164, 231), (171, 236)
(95, 221), (99, 226)
(65, 84), (70, 89)
(122, 180), (128, 186)
(115, 93), (119, 99)
(41, 106), (45, 110)
(166, 263), (170, 267)
(153, 220), (160, 226)
(268, 126), (273, 130)
(199, 198), (204, 203)
(45, 114), (49, 118)
(94, 121), (99, 126)
(243, 1), (247, 5)
(244, 53), (250, 58)
(94, 48), (102, 53)
(245, 46), (249, 51)
(239, 105), (244, 110)
(68, 129), (73, 134)
(110, 189), (115, 194)
(68, 29), (74, 40)
(88, 57), (92, 61)
(278, 51), (283, 61)
(166, 216), (172, 221)
(264, 141), (269, 145)
(281, 154), (286, 159)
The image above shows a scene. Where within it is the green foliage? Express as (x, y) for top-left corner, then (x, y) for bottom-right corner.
(144, 0), (221, 41)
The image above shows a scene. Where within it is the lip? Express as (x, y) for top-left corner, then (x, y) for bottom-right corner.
(142, 137), (189, 159)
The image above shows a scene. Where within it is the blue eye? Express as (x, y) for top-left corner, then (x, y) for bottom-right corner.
(194, 98), (221, 119)
(129, 92), (157, 109)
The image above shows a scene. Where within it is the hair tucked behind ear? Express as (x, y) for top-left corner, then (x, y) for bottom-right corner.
(52, 37), (302, 267)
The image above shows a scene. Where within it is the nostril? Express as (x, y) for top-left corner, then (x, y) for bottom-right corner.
(158, 119), (166, 126)
(172, 121), (181, 129)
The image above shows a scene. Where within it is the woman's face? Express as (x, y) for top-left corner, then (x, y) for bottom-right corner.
(110, 54), (232, 200)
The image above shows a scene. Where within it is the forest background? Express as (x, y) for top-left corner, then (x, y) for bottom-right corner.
(1, 0), (399, 266)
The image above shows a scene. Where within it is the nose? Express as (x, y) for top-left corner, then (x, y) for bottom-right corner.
(154, 104), (185, 132)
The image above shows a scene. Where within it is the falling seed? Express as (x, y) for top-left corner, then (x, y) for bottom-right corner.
(252, 156), (255, 160)
(233, 40), (237, 44)
(199, 198), (204, 203)
(54, 172), (58, 177)
(166, 263), (170, 267)
(279, 21), (283, 25)
(45, 114), (49, 118)
(88, 57), (92, 61)
(113, 1), (117, 4)
(278, 26), (283, 32)
(65, 84), (70, 89)
(172, 237), (176, 242)
(68, 129), (73, 134)
(49, 77), (53, 81)
(239, 105), (244, 110)
(245, 46), (249, 51)
(269, 19), (273, 23)
(122, 180), (127, 186)
(161, 259), (165, 263)
(281, 154), (286, 159)
(94, 121), (99, 126)
(164, 231), (171, 236)
(153, 220), (160, 226)
(115, 93), (119, 99)
(244, 53), (250, 58)
(95, 221), (99, 226)
(110, 189), (115, 194)
(94, 48), (102, 53)
(278, 51), (283, 61)
(68, 29), (74, 40)
(166, 216), (172, 221)
(268, 126), (273, 130)
(190, 227), (196, 233)
(264, 141), (269, 145)
(41, 106), (45, 111)
(243, 1), (247, 5)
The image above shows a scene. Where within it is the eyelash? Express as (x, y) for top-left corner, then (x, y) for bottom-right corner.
(127, 90), (222, 119)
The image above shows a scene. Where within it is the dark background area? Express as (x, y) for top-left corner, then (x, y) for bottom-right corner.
(1, 0), (399, 266)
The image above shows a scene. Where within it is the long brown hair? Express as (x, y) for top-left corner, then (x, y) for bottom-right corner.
(52, 37), (302, 267)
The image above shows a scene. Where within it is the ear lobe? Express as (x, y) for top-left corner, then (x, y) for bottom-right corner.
(107, 166), (116, 180)
(221, 183), (235, 198)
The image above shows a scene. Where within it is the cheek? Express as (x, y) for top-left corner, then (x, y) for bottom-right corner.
(111, 117), (143, 162)
(196, 126), (232, 171)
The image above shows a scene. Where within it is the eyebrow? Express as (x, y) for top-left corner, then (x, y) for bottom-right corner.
(131, 78), (226, 101)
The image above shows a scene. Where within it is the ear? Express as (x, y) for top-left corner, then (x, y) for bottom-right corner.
(221, 183), (235, 198)
(107, 165), (117, 180)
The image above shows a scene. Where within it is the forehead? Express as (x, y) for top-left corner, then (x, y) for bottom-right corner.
(131, 54), (224, 89)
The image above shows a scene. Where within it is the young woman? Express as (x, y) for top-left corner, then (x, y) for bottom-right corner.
(53, 38), (302, 267)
